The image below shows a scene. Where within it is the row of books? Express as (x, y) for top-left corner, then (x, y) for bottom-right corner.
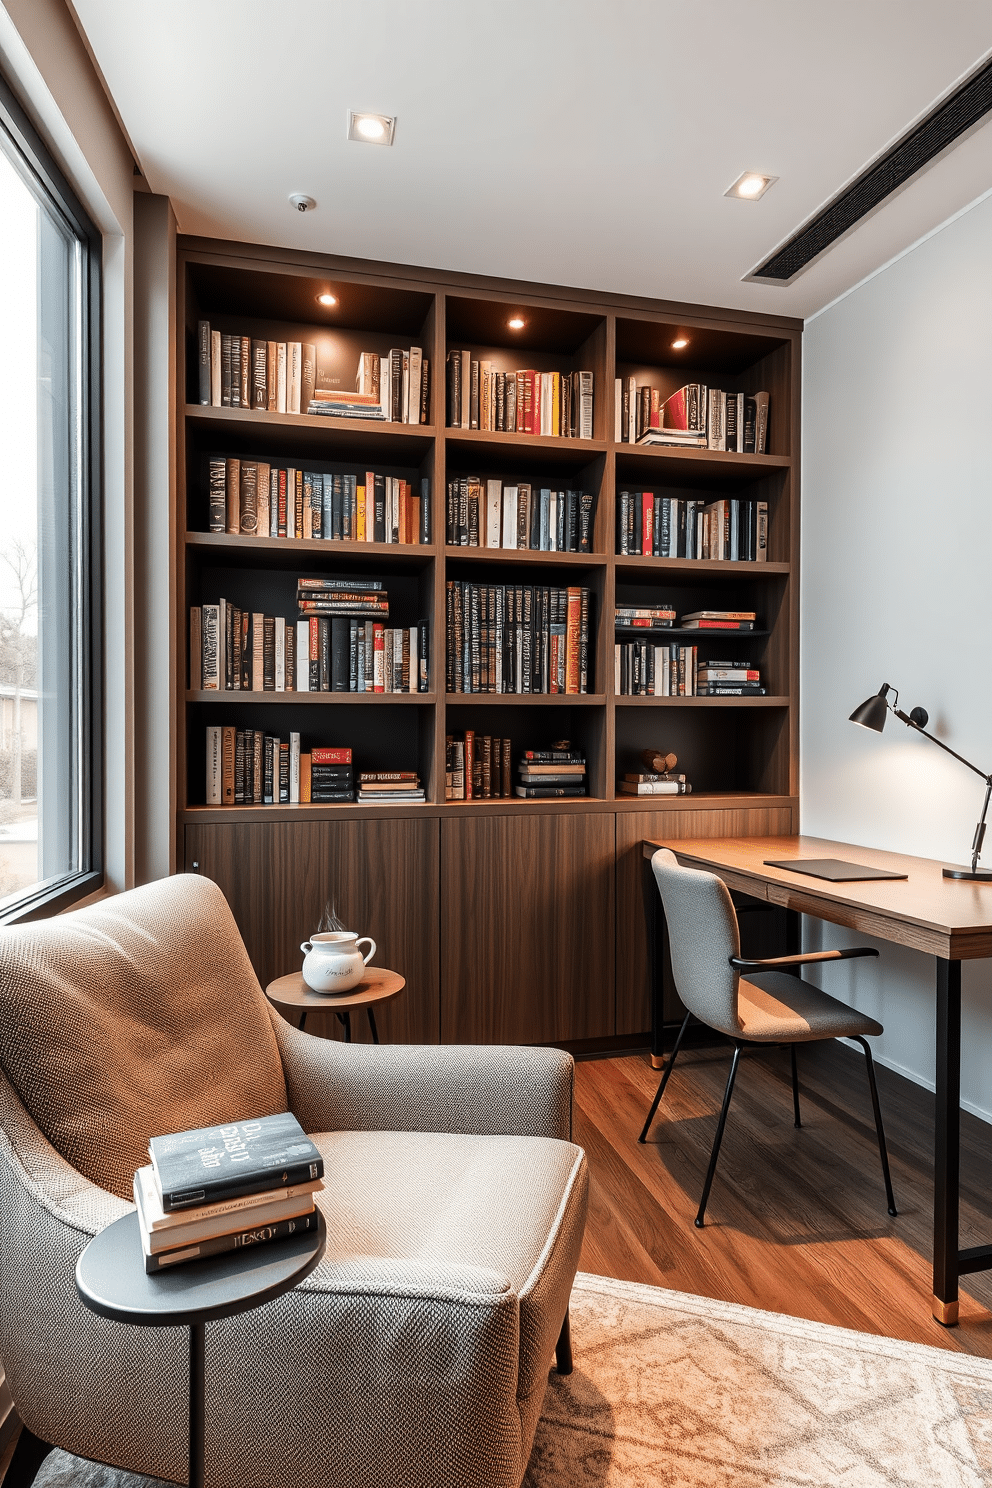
(195, 323), (430, 423)
(616, 493), (768, 562)
(136, 1111), (323, 1273)
(206, 457), (431, 545)
(444, 739), (588, 800)
(445, 479), (593, 552)
(614, 380), (770, 452)
(446, 354), (594, 438)
(615, 606), (759, 632)
(615, 645), (765, 696)
(205, 734), (350, 804)
(445, 582), (592, 695)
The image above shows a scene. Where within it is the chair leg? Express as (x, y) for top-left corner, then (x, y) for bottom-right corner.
(854, 1036), (898, 1217)
(639, 1011), (691, 1142)
(554, 1309), (573, 1375)
(790, 1044), (802, 1128)
(695, 1043), (743, 1229)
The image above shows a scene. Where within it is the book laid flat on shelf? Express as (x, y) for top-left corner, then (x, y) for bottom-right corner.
(616, 492), (767, 561)
(679, 610), (757, 631)
(206, 458), (431, 545)
(149, 1111), (323, 1211)
(445, 479), (593, 552)
(446, 356), (593, 437)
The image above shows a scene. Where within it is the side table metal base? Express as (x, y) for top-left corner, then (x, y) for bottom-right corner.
(189, 1322), (205, 1488)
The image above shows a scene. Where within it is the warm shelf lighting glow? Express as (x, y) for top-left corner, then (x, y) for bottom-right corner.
(507, 316), (526, 330)
(671, 338), (689, 350)
(317, 293), (337, 307)
(725, 171), (777, 201)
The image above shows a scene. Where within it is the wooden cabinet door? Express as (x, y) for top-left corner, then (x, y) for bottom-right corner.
(185, 817), (440, 1044)
(440, 812), (615, 1044)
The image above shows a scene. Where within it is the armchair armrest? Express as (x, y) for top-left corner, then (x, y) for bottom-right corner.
(267, 1006), (574, 1140)
(730, 947), (879, 972)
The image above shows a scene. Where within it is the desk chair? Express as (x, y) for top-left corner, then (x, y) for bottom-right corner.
(639, 848), (897, 1228)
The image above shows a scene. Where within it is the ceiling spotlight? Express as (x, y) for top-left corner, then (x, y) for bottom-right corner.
(317, 293), (337, 307)
(725, 172), (777, 201)
(289, 194), (317, 212)
(507, 316), (526, 330)
(671, 337), (689, 350)
(347, 111), (396, 146)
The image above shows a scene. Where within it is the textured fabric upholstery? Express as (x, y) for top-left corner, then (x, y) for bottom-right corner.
(651, 848), (741, 1037)
(739, 971), (883, 1042)
(0, 875), (286, 1199)
(0, 878), (588, 1488)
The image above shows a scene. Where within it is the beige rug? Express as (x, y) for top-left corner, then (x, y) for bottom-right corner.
(32, 1271), (992, 1487)
(526, 1271), (992, 1486)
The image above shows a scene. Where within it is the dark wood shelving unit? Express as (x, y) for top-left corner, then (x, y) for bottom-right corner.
(175, 237), (801, 1049)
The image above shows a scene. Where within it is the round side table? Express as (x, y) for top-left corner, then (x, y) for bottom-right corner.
(265, 967), (405, 1043)
(76, 1209), (326, 1488)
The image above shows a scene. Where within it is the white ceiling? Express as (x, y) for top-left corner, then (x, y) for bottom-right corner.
(71, 0), (992, 319)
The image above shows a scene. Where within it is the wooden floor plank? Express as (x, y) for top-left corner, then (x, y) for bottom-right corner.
(575, 1041), (992, 1356)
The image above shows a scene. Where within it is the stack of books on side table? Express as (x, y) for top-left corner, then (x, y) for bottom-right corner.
(134, 1111), (324, 1273)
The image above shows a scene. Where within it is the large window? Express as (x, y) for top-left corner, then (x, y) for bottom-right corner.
(0, 82), (100, 919)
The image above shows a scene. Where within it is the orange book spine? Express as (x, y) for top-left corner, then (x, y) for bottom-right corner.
(399, 480), (409, 545)
(300, 753), (311, 804)
(356, 484), (366, 542)
(565, 588), (582, 695)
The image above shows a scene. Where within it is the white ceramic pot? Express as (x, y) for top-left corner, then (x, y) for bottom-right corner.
(300, 931), (376, 993)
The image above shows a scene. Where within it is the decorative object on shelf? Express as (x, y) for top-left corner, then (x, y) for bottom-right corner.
(850, 683), (992, 882)
(300, 931), (376, 993)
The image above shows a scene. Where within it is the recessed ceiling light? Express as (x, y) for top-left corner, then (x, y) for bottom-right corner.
(725, 172), (777, 201)
(507, 316), (526, 330)
(347, 111), (396, 146)
(317, 293), (337, 307)
(671, 337), (689, 350)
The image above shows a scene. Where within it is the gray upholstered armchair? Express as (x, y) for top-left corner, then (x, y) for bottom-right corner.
(0, 875), (588, 1488)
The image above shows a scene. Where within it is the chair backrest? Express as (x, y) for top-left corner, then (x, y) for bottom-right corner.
(0, 873), (288, 1200)
(650, 848), (742, 1038)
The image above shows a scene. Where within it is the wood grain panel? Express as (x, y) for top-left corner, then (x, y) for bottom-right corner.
(440, 812), (616, 1044)
(615, 805), (796, 1036)
(184, 818), (439, 1043)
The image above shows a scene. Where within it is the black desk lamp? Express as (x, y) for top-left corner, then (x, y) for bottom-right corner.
(850, 683), (992, 881)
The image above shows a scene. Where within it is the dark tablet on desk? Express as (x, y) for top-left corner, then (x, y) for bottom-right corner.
(763, 858), (909, 882)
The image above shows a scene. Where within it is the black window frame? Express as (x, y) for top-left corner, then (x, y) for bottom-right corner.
(0, 72), (103, 924)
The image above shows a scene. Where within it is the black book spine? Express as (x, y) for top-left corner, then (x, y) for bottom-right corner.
(144, 1212), (319, 1274)
(469, 359), (480, 429)
(279, 741), (289, 803)
(579, 492), (592, 553)
(332, 474), (343, 541)
(529, 489), (541, 550)
(390, 348), (403, 422)
(160, 1157), (321, 1211)
(420, 357), (430, 425)
(617, 491), (628, 555)
(445, 583), (455, 692)
(221, 333), (232, 406)
(566, 491), (578, 552)
(374, 474), (386, 543)
(420, 476), (431, 544)
(319, 617), (331, 691)
(198, 321), (211, 405)
(446, 481), (456, 545)
(652, 495), (661, 557)
(263, 736), (274, 804)
(556, 492), (566, 552)
(262, 616), (275, 690)
(330, 616), (350, 691)
(418, 618), (429, 692)
(457, 477), (469, 547)
(743, 396), (757, 453)
(447, 350), (461, 427)
(251, 340), (267, 410)
(208, 458), (226, 532)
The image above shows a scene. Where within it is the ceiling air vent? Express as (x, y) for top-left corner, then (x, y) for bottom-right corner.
(749, 56), (992, 284)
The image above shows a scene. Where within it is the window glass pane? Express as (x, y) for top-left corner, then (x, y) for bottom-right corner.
(0, 135), (84, 908)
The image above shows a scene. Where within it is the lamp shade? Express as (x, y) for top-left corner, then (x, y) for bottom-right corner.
(849, 686), (890, 732)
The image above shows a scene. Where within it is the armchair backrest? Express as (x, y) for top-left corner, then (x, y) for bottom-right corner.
(0, 874), (287, 1200)
(650, 848), (742, 1038)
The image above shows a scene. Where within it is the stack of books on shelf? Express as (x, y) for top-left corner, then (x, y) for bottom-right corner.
(444, 732), (512, 800)
(446, 582), (591, 694)
(618, 750), (692, 796)
(614, 379), (769, 452)
(295, 578), (429, 694)
(614, 601), (675, 631)
(680, 609), (756, 631)
(446, 354), (593, 437)
(695, 660), (765, 696)
(191, 601), (295, 692)
(517, 745), (587, 798)
(445, 478), (593, 552)
(134, 1111), (323, 1273)
(357, 771), (425, 803)
(196, 323), (429, 424)
(205, 734), (356, 806)
(207, 457), (431, 545)
(616, 492), (767, 561)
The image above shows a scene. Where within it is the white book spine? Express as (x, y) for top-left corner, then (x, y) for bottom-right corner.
(393, 628), (404, 694)
(408, 347), (422, 424)
(205, 726), (222, 804)
(614, 644), (621, 694)
(549, 490), (558, 552)
(270, 469), (279, 536)
(401, 356), (410, 423)
(276, 343), (287, 413)
(627, 375), (636, 443)
(501, 486), (517, 549)
(296, 620), (310, 691)
(380, 356), (391, 420)
(217, 599), (227, 692)
(289, 732), (300, 803)
(288, 342), (302, 413)
(274, 617), (285, 691)
(486, 480), (502, 548)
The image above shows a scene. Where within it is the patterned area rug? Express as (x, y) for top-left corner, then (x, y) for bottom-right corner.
(32, 1271), (992, 1488)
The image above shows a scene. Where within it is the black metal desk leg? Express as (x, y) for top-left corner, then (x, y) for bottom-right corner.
(785, 908), (802, 958)
(189, 1322), (205, 1488)
(933, 957), (962, 1326)
(367, 1007), (379, 1044)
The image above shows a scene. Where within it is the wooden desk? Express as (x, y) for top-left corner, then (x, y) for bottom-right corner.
(642, 832), (992, 1327)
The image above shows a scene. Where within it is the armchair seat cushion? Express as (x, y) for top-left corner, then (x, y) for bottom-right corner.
(738, 970), (884, 1043)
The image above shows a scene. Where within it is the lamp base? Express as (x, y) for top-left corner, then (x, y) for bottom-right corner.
(942, 866), (992, 881)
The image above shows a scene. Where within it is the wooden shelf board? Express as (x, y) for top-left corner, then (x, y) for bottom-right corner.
(444, 428), (607, 464)
(614, 444), (789, 472)
(614, 695), (789, 707)
(444, 693), (606, 707)
(185, 404), (435, 457)
(614, 628), (770, 641)
(185, 531), (432, 567)
(187, 690), (435, 705)
(614, 557), (789, 577)
(444, 545), (605, 567)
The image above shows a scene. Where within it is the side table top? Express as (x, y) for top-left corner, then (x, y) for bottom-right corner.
(76, 1209), (326, 1328)
(266, 966), (405, 1012)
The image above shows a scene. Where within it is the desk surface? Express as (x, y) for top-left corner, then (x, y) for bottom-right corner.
(643, 834), (992, 960)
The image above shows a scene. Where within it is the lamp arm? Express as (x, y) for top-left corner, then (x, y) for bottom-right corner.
(892, 708), (991, 784)
(972, 777), (992, 876)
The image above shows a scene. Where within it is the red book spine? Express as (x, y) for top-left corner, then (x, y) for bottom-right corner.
(564, 587), (581, 695)
(310, 747), (353, 763)
(373, 623), (385, 693)
(530, 371), (540, 436)
(278, 469), (287, 537)
(516, 372), (526, 432)
(642, 493), (653, 555)
(464, 730), (475, 800)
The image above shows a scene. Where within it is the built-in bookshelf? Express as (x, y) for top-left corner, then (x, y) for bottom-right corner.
(175, 241), (801, 1047)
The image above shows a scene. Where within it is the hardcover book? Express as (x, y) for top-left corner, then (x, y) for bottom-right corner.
(148, 1111), (324, 1211)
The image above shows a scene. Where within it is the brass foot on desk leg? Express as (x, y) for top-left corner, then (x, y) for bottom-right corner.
(932, 1296), (959, 1327)
(650, 1053), (664, 1070)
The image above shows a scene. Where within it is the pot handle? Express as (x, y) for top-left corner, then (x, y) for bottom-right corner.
(356, 937), (376, 966)
(300, 941), (313, 956)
